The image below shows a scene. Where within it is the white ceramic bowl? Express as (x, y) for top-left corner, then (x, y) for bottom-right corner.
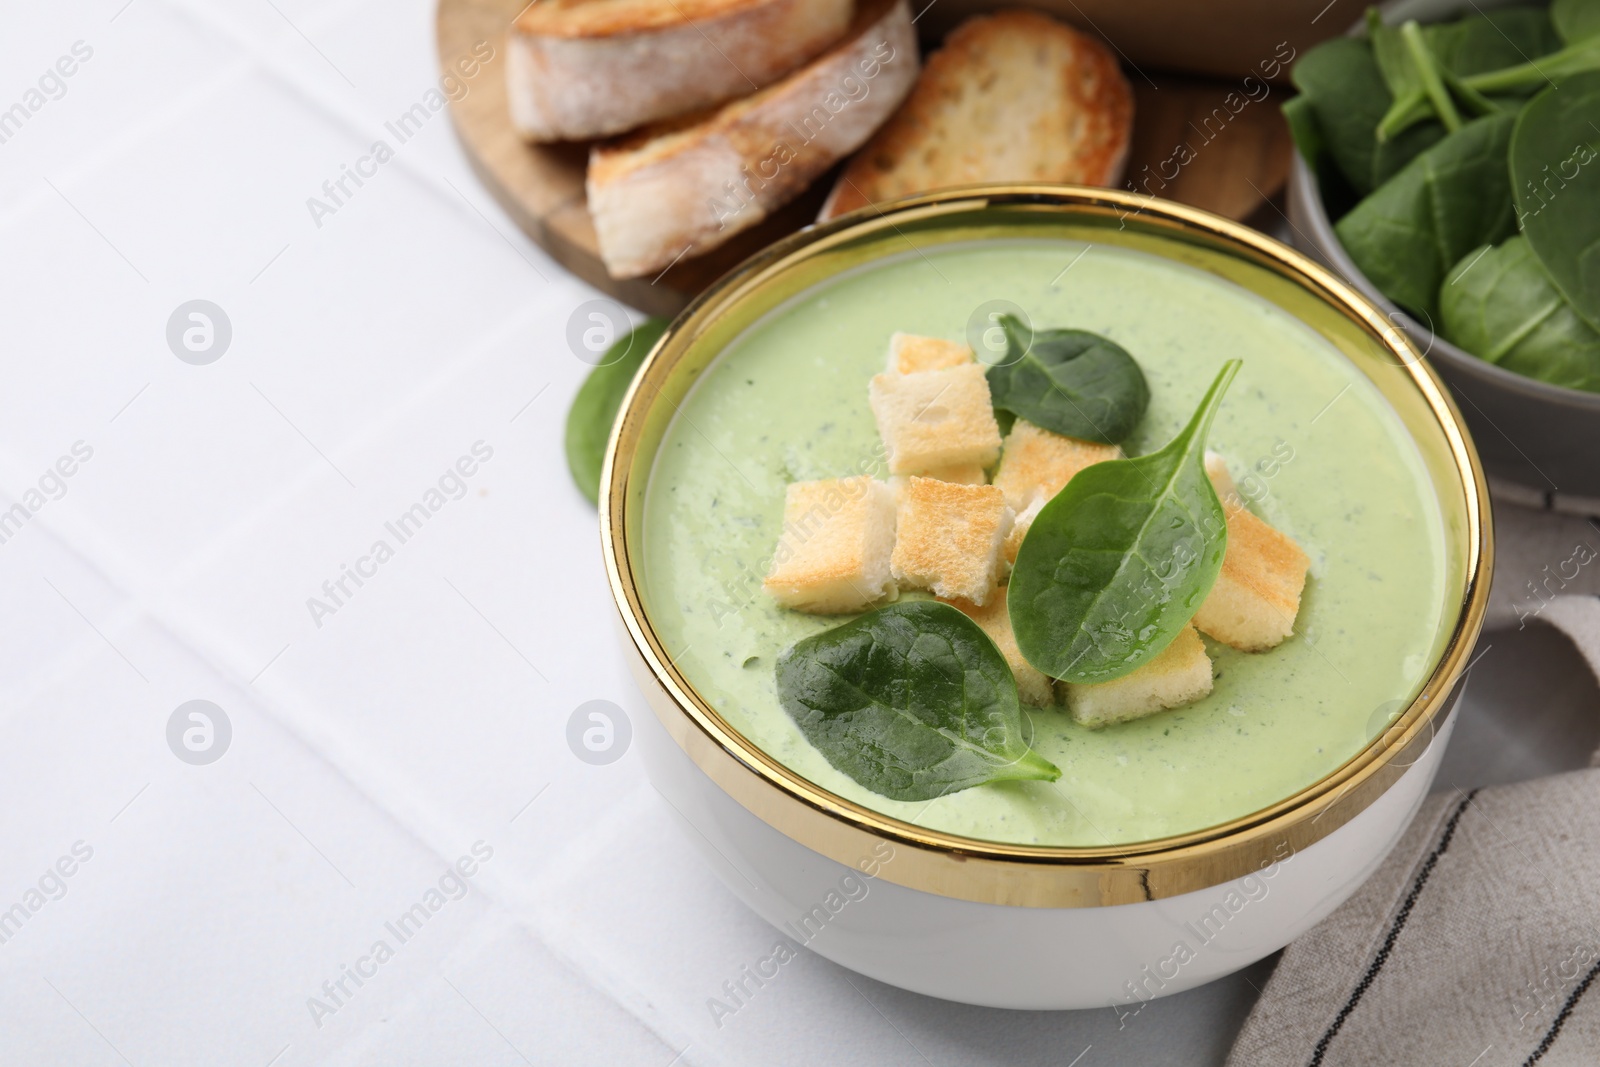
(602, 186), (1492, 1010)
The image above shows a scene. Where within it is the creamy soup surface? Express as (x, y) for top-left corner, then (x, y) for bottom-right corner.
(641, 239), (1446, 846)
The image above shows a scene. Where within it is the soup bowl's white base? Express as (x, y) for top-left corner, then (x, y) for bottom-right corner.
(635, 672), (1460, 1011)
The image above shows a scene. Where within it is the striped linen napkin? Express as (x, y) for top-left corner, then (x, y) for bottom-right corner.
(1228, 487), (1600, 1066)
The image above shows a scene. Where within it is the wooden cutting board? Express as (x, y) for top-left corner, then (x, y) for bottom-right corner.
(437, 0), (1293, 317)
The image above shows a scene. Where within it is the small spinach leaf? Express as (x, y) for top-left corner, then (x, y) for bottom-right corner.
(1009, 360), (1239, 685)
(1335, 112), (1517, 318)
(1374, 8), (1563, 138)
(775, 601), (1060, 801)
(1554, 0), (1600, 46)
(1510, 71), (1600, 333)
(564, 317), (669, 504)
(1289, 36), (1444, 196)
(984, 316), (1149, 444)
(1441, 237), (1600, 392)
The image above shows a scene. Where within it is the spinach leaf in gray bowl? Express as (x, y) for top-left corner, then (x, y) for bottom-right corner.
(1442, 236), (1600, 392)
(1510, 69), (1600, 333)
(775, 601), (1060, 802)
(1335, 111), (1518, 320)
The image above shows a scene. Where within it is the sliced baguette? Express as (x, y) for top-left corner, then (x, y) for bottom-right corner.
(508, 0), (853, 142)
(587, 0), (918, 278)
(819, 9), (1133, 221)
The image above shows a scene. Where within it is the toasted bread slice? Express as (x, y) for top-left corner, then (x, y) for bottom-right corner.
(764, 476), (897, 613)
(818, 10), (1133, 220)
(943, 594), (1054, 706)
(1061, 625), (1213, 728)
(508, 0), (853, 142)
(888, 332), (973, 374)
(1193, 504), (1310, 651)
(869, 363), (1002, 475)
(991, 419), (1121, 513)
(891, 477), (1010, 604)
(587, 0), (918, 278)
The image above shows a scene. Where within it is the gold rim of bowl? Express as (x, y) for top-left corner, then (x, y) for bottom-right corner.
(600, 184), (1493, 909)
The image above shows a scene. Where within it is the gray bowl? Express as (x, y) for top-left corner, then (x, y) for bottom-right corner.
(1283, 0), (1600, 500)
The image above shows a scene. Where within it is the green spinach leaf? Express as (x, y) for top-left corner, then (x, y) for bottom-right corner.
(1372, 8), (1560, 141)
(1335, 112), (1517, 318)
(1289, 35), (1444, 196)
(984, 316), (1150, 444)
(1443, 238), (1600, 392)
(1554, 0), (1600, 45)
(1009, 360), (1239, 685)
(775, 601), (1060, 801)
(1510, 71), (1600, 333)
(564, 317), (669, 505)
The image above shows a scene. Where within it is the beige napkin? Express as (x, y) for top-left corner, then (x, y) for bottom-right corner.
(1228, 491), (1600, 1067)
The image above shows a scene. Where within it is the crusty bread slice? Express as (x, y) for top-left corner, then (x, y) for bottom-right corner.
(891, 477), (1011, 605)
(818, 9), (1133, 221)
(887, 332), (973, 374)
(991, 419), (1121, 513)
(508, 0), (853, 142)
(587, 0), (918, 278)
(869, 362), (1002, 475)
(764, 475), (897, 613)
(1192, 504), (1310, 652)
(943, 594), (1054, 707)
(1061, 625), (1213, 728)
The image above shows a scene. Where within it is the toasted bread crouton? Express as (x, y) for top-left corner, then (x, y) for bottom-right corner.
(891, 477), (1010, 604)
(889, 462), (987, 503)
(764, 476), (897, 613)
(509, 0), (854, 142)
(818, 10), (1133, 220)
(1193, 507), (1310, 651)
(1002, 495), (1044, 566)
(1204, 450), (1241, 507)
(888, 332), (973, 374)
(943, 594), (1054, 706)
(1061, 625), (1213, 728)
(869, 363), (1002, 475)
(586, 0), (918, 278)
(991, 419), (1122, 512)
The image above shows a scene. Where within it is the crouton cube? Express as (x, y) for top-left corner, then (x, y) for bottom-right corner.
(889, 462), (987, 503)
(1002, 495), (1044, 566)
(943, 594), (1054, 707)
(991, 419), (1122, 512)
(869, 364), (1002, 475)
(764, 476), (897, 614)
(891, 477), (1011, 604)
(887, 332), (974, 374)
(1193, 505), (1310, 651)
(1061, 625), (1213, 728)
(1204, 450), (1240, 507)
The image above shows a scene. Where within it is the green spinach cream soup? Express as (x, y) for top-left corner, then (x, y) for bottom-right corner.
(641, 239), (1445, 846)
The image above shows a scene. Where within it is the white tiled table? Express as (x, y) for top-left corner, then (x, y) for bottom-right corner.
(2, 4), (1592, 1064)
